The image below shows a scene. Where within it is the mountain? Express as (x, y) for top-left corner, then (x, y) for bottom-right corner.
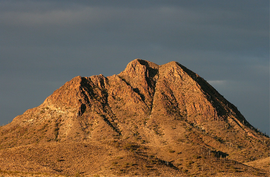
(0, 59), (269, 176)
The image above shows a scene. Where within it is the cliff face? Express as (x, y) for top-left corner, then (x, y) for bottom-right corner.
(0, 59), (269, 176)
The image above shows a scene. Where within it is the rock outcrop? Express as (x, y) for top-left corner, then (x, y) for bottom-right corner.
(0, 59), (269, 176)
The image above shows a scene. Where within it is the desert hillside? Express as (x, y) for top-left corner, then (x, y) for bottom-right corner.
(0, 59), (269, 176)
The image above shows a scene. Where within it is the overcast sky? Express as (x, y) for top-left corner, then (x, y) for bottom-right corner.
(0, 0), (269, 135)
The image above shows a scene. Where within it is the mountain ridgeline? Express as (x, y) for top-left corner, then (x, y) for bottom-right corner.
(0, 59), (269, 176)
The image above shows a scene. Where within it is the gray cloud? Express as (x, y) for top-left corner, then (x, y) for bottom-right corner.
(0, 0), (269, 134)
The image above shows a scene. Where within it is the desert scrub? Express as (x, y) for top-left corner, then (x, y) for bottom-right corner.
(123, 142), (139, 152)
(75, 171), (82, 177)
(169, 149), (175, 153)
(112, 161), (118, 166)
(186, 160), (194, 168)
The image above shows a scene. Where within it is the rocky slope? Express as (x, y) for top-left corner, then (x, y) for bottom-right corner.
(0, 59), (269, 176)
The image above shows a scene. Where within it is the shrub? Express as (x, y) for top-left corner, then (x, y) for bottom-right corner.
(169, 149), (175, 153)
(123, 143), (139, 152)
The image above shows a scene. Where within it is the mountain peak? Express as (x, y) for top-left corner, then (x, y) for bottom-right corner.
(1, 59), (269, 176)
(119, 59), (159, 78)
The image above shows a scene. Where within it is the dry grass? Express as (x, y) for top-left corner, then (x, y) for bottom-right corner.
(0, 139), (268, 177)
(244, 157), (270, 172)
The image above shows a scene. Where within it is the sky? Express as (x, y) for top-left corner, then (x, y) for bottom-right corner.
(0, 0), (269, 135)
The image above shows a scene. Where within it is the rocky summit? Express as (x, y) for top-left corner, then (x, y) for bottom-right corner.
(0, 59), (269, 176)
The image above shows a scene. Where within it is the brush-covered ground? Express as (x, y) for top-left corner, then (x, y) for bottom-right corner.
(0, 140), (269, 177)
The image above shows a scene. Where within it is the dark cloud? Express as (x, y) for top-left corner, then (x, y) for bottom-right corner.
(0, 0), (269, 134)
